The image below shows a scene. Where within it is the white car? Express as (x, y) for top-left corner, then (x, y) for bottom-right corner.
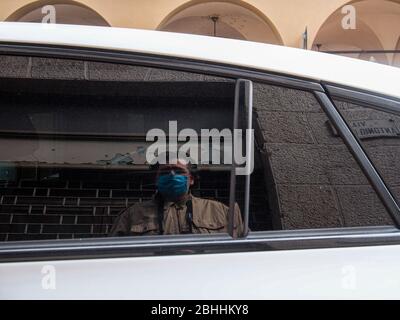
(0, 22), (400, 300)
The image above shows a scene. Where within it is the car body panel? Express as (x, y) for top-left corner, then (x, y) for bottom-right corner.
(1, 245), (400, 299)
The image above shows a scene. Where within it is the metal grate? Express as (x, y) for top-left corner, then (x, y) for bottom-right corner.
(0, 169), (271, 241)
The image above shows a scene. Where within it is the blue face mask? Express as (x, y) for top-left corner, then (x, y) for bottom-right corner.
(157, 174), (189, 200)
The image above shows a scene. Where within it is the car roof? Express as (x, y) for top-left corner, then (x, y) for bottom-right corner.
(0, 22), (399, 100)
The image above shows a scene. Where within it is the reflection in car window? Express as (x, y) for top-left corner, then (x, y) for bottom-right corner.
(334, 99), (400, 208)
(0, 55), (393, 243)
(0, 56), (272, 242)
(253, 83), (394, 229)
(109, 153), (244, 237)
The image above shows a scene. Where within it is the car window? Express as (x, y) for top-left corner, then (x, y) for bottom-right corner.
(333, 98), (400, 207)
(0, 54), (395, 243)
(253, 82), (394, 229)
(0, 55), (271, 241)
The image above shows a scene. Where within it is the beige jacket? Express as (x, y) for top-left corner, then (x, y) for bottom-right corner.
(109, 194), (243, 237)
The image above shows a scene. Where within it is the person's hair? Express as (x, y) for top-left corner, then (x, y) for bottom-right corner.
(149, 152), (199, 184)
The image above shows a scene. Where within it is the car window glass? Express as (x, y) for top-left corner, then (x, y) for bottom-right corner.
(334, 98), (400, 207)
(0, 56), (269, 241)
(252, 83), (394, 229)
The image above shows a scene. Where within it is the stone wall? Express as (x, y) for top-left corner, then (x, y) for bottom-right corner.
(335, 100), (400, 207)
(0, 55), (229, 82)
(253, 83), (393, 229)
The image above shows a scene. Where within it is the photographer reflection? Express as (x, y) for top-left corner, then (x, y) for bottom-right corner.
(109, 155), (243, 237)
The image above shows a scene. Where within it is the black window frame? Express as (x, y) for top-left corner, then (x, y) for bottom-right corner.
(0, 43), (399, 263)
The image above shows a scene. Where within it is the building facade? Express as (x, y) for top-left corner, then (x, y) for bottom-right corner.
(1, 0), (399, 67)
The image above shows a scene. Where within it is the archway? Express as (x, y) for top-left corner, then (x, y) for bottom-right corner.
(394, 37), (400, 67)
(158, 0), (283, 45)
(6, 0), (110, 26)
(312, 0), (400, 66)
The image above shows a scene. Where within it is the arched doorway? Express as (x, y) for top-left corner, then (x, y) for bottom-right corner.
(6, 1), (110, 26)
(394, 37), (400, 67)
(312, 0), (400, 66)
(158, 1), (283, 45)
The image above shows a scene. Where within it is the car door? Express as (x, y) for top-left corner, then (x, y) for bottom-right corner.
(0, 44), (399, 299)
